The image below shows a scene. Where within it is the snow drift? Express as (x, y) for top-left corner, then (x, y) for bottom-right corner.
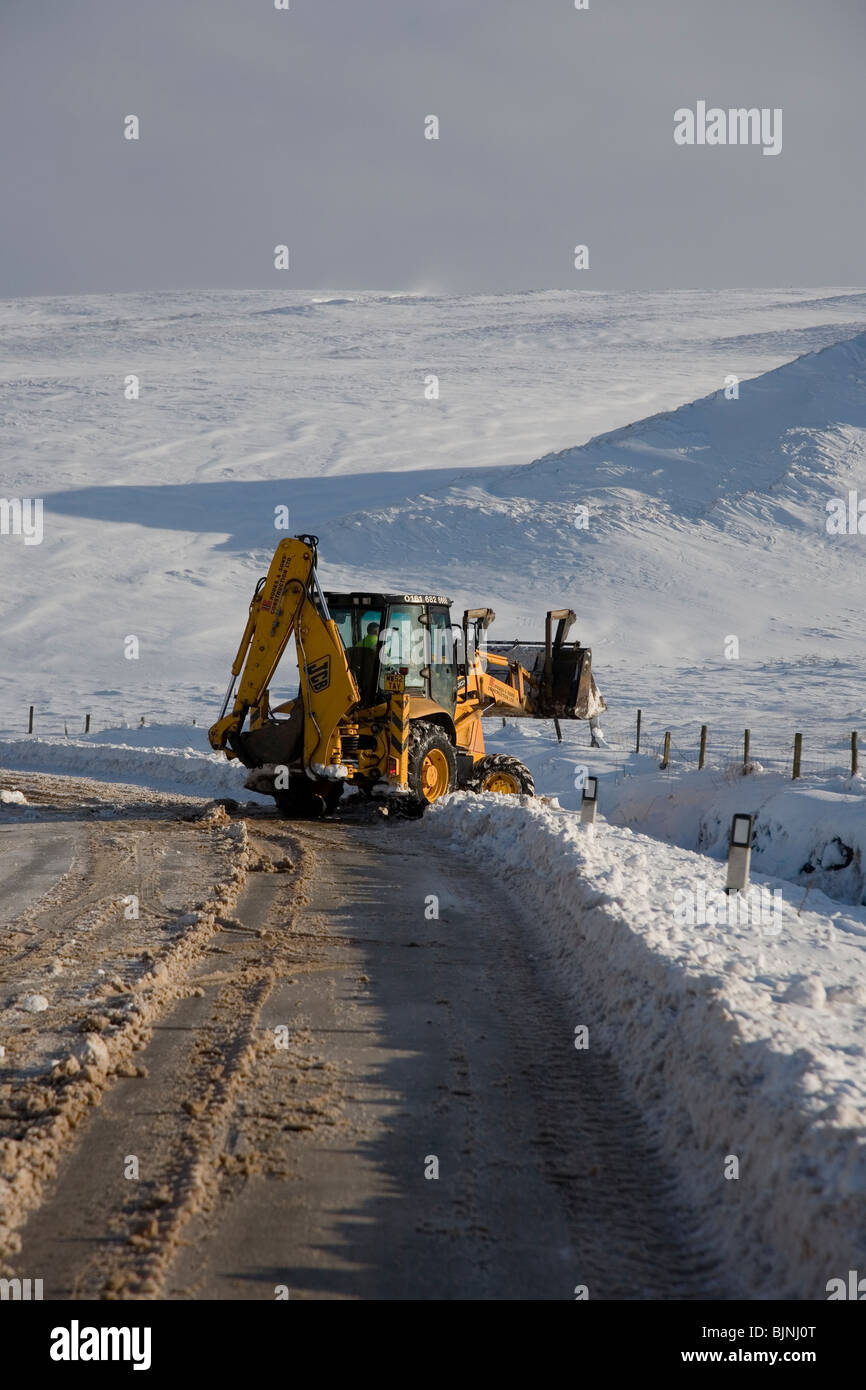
(0, 735), (251, 801)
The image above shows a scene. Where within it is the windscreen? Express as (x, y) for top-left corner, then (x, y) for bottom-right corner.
(380, 604), (427, 690)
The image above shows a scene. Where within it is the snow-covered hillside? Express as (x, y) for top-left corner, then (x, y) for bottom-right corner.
(333, 329), (866, 666)
(1, 286), (865, 742)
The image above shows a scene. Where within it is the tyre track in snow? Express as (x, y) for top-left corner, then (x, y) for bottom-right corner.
(0, 823), (83, 930)
(7, 819), (307, 1298)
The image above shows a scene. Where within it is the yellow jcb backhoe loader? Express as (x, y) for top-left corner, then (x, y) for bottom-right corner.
(208, 535), (605, 816)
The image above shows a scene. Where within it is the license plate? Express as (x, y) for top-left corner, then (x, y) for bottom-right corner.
(384, 671), (405, 693)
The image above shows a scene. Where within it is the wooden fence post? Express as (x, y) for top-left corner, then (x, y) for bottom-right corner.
(84, 713), (91, 734)
(661, 731), (671, 769)
(743, 729), (750, 770)
(698, 725), (707, 770)
(635, 709), (642, 754)
(852, 731), (859, 777)
(793, 732), (802, 780)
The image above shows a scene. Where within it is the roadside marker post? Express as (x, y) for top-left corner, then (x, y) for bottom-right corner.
(725, 813), (754, 895)
(581, 775), (598, 825)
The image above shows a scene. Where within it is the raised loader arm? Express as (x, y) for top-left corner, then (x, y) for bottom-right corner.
(208, 535), (360, 777)
(464, 607), (605, 721)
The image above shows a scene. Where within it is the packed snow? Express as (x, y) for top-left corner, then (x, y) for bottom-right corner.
(0, 733), (250, 803)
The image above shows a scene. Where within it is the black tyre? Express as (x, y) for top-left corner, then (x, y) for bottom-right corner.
(466, 754), (535, 797)
(319, 781), (344, 814)
(406, 721), (458, 810)
(274, 777), (343, 819)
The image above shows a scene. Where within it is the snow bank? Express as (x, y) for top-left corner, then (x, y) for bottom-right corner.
(607, 769), (866, 906)
(427, 793), (866, 1298)
(0, 734), (253, 801)
(485, 721), (866, 907)
(81, 724), (215, 751)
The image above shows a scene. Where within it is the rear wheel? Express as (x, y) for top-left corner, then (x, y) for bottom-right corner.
(406, 721), (457, 810)
(466, 754), (535, 797)
(274, 778), (343, 819)
(320, 782), (344, 814)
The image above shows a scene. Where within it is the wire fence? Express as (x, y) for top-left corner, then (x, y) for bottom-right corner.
(7, 703), (864, 783)
(506, 707), (862, 784)
(7, 705), (209, 741)
(635, 718), (859, 782)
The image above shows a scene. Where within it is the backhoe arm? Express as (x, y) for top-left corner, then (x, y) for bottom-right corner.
(208, 536), (360, 772)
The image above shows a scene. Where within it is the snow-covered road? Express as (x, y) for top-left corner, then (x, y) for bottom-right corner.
(1, 772), (727, 1300)
(4, 757), (865, 1296)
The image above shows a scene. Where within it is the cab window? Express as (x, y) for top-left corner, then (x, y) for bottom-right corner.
(429, 607), (456, 711)
(359, 610), (383, 650)
(380, 604), (426, 690)
(330, 606), (355, 650)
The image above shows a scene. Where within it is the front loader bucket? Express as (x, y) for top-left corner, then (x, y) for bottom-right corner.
(487, 616), (606, 721)
(511, 644), (604, 719)
(539, 644), (605, 719)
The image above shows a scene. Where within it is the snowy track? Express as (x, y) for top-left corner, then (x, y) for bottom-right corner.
(2, 771), (730, 1300)
(4, 764), (865, 1298)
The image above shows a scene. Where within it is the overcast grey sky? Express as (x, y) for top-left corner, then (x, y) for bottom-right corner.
(1, 0), (864, 297)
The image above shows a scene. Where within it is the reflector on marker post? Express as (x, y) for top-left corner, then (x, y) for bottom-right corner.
(581, 775), (598, 825)
(726, 813), (753, 894)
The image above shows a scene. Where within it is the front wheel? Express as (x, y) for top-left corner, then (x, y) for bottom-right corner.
(466, 754), (535, 797)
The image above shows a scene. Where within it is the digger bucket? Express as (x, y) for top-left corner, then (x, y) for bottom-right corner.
(486, 609), (606, 721)
(536, 643), (604, 719)
(501, 642), (604, 719)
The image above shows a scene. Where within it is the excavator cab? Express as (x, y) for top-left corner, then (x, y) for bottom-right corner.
(324, 591), (457, 714)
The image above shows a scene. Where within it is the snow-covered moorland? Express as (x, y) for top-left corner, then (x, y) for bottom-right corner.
(2, 286), (866, 735)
